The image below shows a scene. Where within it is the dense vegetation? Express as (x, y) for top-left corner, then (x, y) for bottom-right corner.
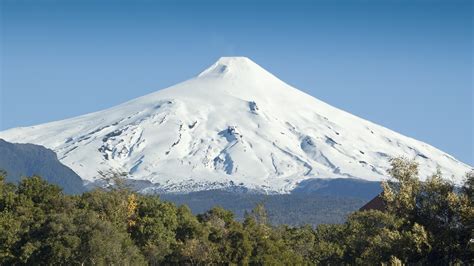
(0, 158), (472, 265)
(162, 189), (369, 226)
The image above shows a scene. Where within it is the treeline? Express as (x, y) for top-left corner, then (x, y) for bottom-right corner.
(0, 158), (472, 265)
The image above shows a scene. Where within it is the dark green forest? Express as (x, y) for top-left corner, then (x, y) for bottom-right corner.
(161, 189), (369, 226)
(0, 158), (472, 265)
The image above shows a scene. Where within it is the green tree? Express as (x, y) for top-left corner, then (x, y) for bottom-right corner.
(244, 204), (306, 265)
(198, 206), (252, 264)
(73, 210), (146, 265)
(343, 210), (430, 264)
(130, 195), (178, 264)
(312, 223), (345, 264)
(382, 157), (473, 263)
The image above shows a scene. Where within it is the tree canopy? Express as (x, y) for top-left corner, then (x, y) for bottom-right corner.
(0, 157), (472, 265)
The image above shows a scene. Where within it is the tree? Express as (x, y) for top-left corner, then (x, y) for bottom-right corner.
(0, 211), (21, 263)
(312, 223), (345, 264)
(130, 195), (178, 264)
(198, 207), (252, 264)
(73, 210), (146, 265)
(342, 210), (430, 264)
(381, 157), (473, 263)
(244, 204), (305, 265)
(1, 167), (472, 265)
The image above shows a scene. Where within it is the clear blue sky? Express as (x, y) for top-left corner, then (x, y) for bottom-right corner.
(1, 0), (472, 165)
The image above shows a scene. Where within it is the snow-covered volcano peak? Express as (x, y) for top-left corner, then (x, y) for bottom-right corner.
(193, 56), (292, 100)
(217, 56), (253, 65)
(0, 57), (471, 193)
(197, 56), (279, 81)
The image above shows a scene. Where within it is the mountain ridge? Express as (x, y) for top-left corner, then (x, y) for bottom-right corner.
(0, 139), (85, 194)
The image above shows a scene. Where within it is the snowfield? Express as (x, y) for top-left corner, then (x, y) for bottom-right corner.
(0, 57), (471, 193)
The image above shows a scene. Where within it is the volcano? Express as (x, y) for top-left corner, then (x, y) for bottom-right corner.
(0, 57), (471, 193)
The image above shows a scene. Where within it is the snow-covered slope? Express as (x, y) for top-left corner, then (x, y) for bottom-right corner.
(0, 57), (471, 193)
